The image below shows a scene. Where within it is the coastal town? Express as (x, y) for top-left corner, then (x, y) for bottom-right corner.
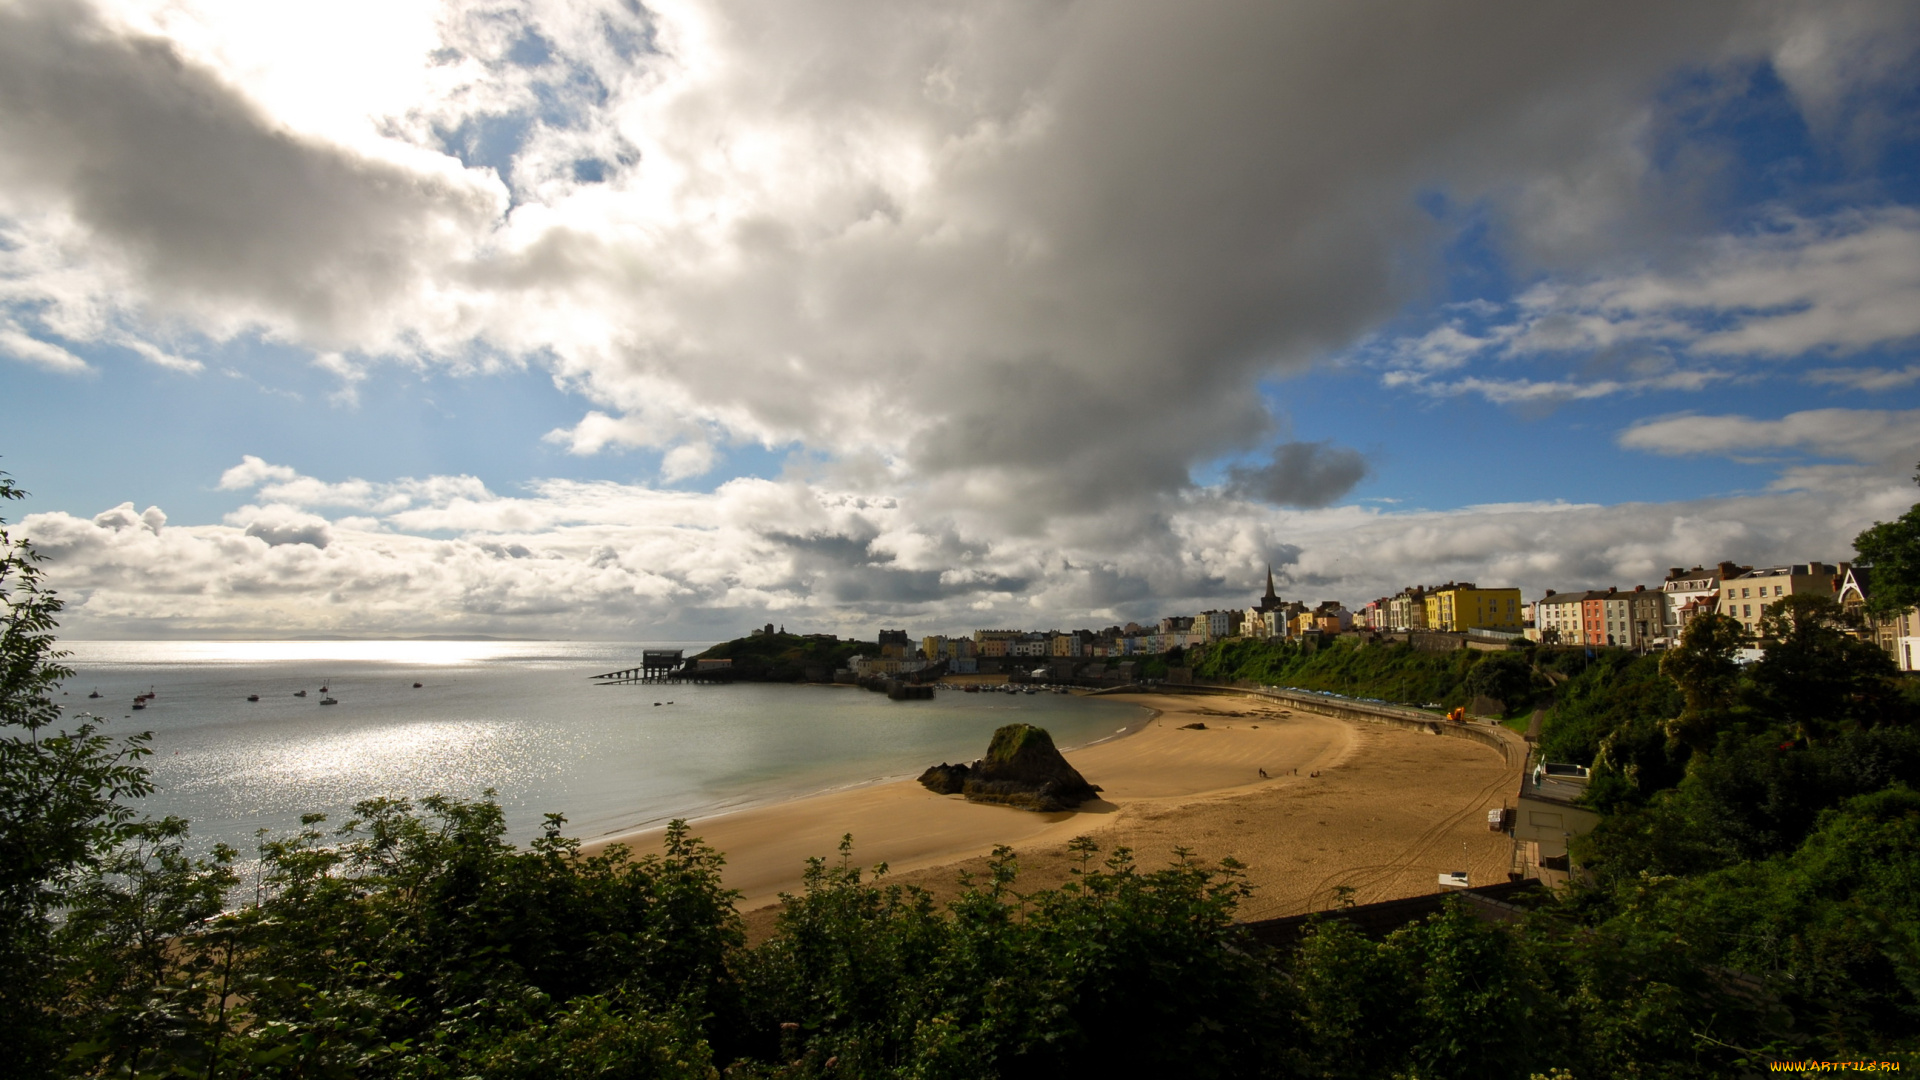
(829, 559), (1920, 679)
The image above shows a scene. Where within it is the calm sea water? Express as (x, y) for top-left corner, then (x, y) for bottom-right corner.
(55, 641), (1148, 855)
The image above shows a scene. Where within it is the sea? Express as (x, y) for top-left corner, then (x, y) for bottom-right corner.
(53, 640), (1149, 857)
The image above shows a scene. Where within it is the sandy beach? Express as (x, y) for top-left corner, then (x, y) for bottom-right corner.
(588, 691), (1521, 931)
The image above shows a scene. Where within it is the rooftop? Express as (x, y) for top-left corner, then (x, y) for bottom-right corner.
(1525, 762), (1591, 807)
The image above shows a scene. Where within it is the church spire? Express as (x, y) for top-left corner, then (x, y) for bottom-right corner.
(1263, 564), (1278, 605)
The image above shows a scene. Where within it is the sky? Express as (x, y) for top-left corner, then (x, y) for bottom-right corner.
(2, 0), (1919, 641)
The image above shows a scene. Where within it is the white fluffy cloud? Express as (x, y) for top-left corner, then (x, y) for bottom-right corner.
(1366, 207), (1920, 403)
(18, 453), (1915, 638)
(1619, 407), (1920, 465)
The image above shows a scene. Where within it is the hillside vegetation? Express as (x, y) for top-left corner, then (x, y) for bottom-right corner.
(1191, 635), (1613, 718)
(692, 632), (876, 681)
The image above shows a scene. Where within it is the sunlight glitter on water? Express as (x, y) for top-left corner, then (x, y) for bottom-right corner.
(73, 640), (568, 666)
(62, 640), (1149, 852)
(175, 719), (518, 787)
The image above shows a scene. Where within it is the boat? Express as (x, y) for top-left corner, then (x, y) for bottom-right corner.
(294, 690), (307, 698)
(964, 685), (979, 693)
(246, 694), (259, 702)
(131, 702), (145, 711)
(87, 690), (100, 699)
(412, 682), (423, 688)
(319, 695), (338, 706)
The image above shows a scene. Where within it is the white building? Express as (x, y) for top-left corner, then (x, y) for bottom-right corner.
(1659, 564), (1738, 647)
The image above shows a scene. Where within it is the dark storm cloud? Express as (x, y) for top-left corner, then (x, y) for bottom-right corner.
(1224, 442), (1372, 509)
(524, 0), (1784, 523)
(766, 528), (1027, 604)
(243, 517), (332, 549)
(0, 0), (500, 342)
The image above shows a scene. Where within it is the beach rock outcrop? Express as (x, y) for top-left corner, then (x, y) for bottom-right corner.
(917, 723), (1102, 812)
(916, 762), (971, 795)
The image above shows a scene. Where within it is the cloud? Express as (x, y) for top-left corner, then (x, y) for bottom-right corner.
(1537, 208), (1920, 359)
(1223, 442), (1371, 509)
(90, 502), (165, 533)
(1806, 364), (1920, 391)
(1619, 407), (1920, 463)
(219, 455), (298, 491)
(0, 0), (505, 347)
(22, 455), (1915, 639)
(8, 0), (1897, 528)
(660, 441), (717, 483)
(1, 317), (91, 373)
(3, 0), (1918, 633)
(1359, 206), (1920, 406)
(235, 506), (333, 549)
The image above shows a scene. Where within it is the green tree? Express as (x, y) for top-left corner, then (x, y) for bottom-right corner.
(1464, 650), (1537, 715)
(1751, 593), (1905, 742)
(1852, 466), (1920, 617)
(1658, 613), (1745, 752)
(0, 471), (159, 1079)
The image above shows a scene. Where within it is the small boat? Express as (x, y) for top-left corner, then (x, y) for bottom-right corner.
(131, 702), (145, 711)
(88, 690), (101, 699)
(294, 690), (307, 698)
(964, 685), (979, 693)
(412, 682), (422, 688)
(246, 694), (259, 702)
(319, 696), (338, 706)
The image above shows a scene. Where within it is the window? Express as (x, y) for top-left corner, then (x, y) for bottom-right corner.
(1742, 587), (1751, 598)
(1775, 585), (1783, 596)
(1743, 604), (1751, 616)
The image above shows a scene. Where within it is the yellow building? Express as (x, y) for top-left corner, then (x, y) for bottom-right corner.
(1424, 583), (1524, 632)
(973, 630), (1020, 658)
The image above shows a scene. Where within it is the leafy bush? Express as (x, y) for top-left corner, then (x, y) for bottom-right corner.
(733, 837), (1283, 1079)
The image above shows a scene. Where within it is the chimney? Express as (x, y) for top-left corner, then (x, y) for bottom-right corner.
(1635, 584), (1646, 592)
(1544, 589), (1556, 597)
(1667, 567), (1684, 580)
